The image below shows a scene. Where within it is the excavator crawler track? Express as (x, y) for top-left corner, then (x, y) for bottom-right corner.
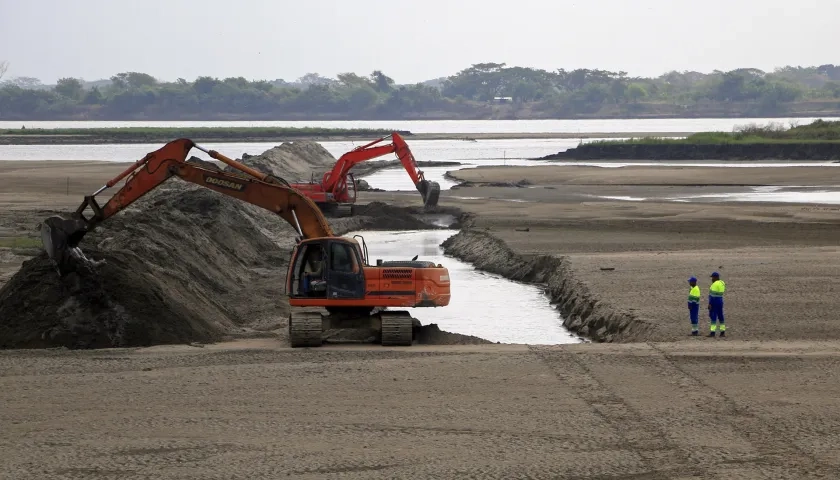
(380, 311), (415, 346)
(289, 311), (323, 348)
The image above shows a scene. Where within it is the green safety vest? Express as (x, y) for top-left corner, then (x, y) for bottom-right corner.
(709, 280), (726, 298)
(688, 285), (700, 304)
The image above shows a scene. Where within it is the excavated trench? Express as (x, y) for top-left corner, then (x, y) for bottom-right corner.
(440, 228), (654, 343)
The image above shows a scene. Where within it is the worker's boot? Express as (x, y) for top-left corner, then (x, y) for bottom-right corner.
(708, 331), (716, 337)
(691, 330), (699, 336)
(719, 331), (725, 338)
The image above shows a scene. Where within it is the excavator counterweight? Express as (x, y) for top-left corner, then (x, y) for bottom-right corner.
(38, 139), (451, 348)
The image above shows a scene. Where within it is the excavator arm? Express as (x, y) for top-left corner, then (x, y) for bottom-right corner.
(40, 138), (334, 274)
(321, 133), (440, 207)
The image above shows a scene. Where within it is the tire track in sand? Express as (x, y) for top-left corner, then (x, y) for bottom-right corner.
(645, 342), (840, 479)
(530, 345), (691, 479)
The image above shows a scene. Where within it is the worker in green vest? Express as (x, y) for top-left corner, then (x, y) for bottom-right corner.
(687, 276), (701, 335)
(708, 272), (726, 337)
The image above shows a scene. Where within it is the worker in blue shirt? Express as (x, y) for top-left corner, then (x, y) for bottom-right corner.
(708, 272), (726, 337)
(687, 276), (701, 335)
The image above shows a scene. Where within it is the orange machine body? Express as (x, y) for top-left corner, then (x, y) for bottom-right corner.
(286, 236), (451, 309)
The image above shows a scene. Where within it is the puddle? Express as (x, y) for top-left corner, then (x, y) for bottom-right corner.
(589, 186), (840, 205)
(347, 229), (580, 345)
(549, 161), (839, 168)
(671, 188), (840, 204)
(595, 195), (648, 202)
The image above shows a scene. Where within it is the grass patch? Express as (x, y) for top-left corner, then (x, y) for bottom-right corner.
(0, 237), (42, 249)
(0, 126), (407, 139)
(588, 120), (840, 146)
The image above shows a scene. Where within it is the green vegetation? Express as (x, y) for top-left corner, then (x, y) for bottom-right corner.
(2, 63), (840, 120)
(1, 126), (400, 140)
(544, 120), (840, 161)
(589, 120), (840, 146)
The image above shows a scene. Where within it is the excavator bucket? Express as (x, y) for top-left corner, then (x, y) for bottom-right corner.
(418, 180), (441, 208)
(39, 214), (93, 274)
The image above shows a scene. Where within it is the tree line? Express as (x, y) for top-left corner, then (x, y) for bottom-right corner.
(2, 61), (840, 121)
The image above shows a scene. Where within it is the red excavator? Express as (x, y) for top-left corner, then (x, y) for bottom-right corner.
(291, 132), (441, 217)
(39, 138), (451, 347)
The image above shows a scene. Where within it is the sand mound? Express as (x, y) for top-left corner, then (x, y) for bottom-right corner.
(234, 141), (337, 182)
(0, 183), (298, 349)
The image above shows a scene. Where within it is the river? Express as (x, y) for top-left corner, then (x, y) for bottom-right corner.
(2, 116), (838, 133)
(346, 229), (581, 345)
(2, 117), (839, 201)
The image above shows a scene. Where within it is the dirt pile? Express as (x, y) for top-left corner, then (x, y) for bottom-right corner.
(441, 229), (656, 343)
(0, 183), (298, 349)
(235, 141), (338, 181)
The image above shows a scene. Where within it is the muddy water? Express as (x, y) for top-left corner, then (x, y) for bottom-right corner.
(348, 229), (581, 345)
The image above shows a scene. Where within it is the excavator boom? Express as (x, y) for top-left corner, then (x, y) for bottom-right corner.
(40, 138), (333, 273)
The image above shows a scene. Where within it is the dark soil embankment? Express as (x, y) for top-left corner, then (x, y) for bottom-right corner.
(0, 185), (287, 349)
(0, 142), (481, 350)
(540, 142), (840, 161)
(441, 229), (656, 343)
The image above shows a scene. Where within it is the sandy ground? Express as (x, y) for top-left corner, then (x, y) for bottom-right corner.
(3, 339), (840, 479)
(451, 164), (840, 186)
(3, 160), (840, 477)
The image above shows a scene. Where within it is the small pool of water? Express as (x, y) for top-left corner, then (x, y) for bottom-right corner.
(346, 229), (580, 345)
(588, 186), (840, 205)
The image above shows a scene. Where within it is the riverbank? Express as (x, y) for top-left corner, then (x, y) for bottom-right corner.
(542, 141), (840, 160)
(0, 128), (694, 145)
(541, 119), (840, 160)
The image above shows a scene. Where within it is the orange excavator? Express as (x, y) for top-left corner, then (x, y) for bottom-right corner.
(38, 138), (451, 347)
(291, 132), (441, 217)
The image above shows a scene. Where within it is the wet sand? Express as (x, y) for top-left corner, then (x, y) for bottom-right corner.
(2, 160), (840, 477)
(450, 164), (840, 186)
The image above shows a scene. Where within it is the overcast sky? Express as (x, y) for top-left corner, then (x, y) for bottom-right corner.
(1, 0), (838, 84)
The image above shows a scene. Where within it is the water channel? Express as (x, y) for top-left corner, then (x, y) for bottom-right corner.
(346, 228), (581, 345)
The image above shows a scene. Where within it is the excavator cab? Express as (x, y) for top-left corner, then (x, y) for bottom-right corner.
(288, 237), (366, 300)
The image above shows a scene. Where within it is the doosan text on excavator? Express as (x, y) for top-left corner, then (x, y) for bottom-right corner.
(38, 138), (452, 347)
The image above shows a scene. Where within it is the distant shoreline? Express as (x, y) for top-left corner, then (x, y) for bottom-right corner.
(0, 127), (692, 145)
